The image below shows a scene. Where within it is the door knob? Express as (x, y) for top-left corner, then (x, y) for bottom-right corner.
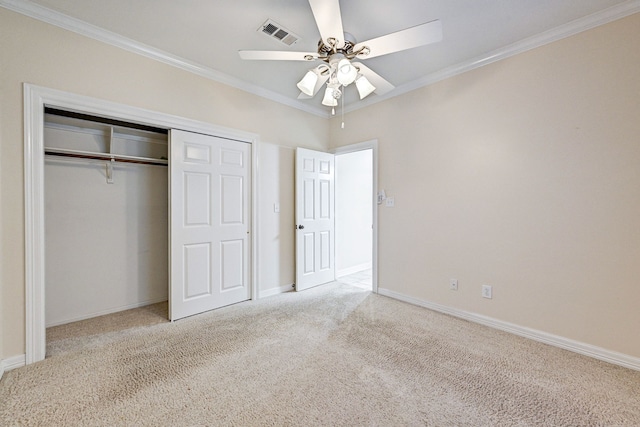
(298, 225), (304, 230)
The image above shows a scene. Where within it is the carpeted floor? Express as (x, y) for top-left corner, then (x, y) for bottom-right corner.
(46, 301), (169, 344)
(1, 282), (639, 426)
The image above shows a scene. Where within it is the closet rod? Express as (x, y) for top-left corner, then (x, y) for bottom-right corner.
(44, 147), (168, 166)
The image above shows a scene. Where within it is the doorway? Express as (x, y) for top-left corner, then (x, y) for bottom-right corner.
(293, 141), (378, 293)
(335, 148), (373, 290)
(334, 140), (378, 293)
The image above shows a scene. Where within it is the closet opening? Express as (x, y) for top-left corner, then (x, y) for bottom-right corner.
(26, 85), (258, 364)
(43, 108), (170, 351)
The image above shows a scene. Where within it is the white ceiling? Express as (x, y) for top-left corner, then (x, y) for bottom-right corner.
(6, 0), (639, 115)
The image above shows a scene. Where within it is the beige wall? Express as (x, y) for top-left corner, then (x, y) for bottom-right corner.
(0, 9), (327, 360)
(331, 13), (640, 358)
(257, 143), (296, 292)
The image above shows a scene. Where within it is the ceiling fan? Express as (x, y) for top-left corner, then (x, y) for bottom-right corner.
(239, 0), (442, 111)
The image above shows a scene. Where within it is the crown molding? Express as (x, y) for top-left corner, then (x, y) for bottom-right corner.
(2, 0), (638, 119)
(344, 0), (640, 114)
(0, 0), (330, 118)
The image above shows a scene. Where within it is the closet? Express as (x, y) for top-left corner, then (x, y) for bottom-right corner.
(44, 109), (169, 327)
(25, 86), (254, 363)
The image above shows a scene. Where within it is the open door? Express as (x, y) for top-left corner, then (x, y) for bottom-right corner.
(295, 148), (335, 291)
(170, 129), (251, 320)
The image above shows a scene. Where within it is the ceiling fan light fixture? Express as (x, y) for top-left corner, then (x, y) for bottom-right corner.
(321, 87), (338, 107)
(241, 3), (443, 113)
(336, 58), (357, 86)
(355, 74), (376, 99)
(296, 70), (319, 97)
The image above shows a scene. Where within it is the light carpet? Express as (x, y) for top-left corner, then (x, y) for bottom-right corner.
(1, 283), (639, 426)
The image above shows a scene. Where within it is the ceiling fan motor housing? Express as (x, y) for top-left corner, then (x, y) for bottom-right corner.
(317, 32), (358, 61)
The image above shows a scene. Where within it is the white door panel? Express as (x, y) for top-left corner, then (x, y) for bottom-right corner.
(184, 243), (212, 299)
(296, 148), (335, 291)
(303, 232), (315, 274)
(184, 172), (211, 225)
(170, 129), (251, 320)
(221, 175), (244, 224)
(221, 239), (243, 284)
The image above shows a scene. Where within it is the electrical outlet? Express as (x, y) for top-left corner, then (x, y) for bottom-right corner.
(482, 285), (492, 299)
(450, 279), (458, 291)
(385, 197), (395, 207)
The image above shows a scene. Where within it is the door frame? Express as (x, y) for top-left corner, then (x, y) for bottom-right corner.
(332, 140), (379, 294)
(24, 84), (260, 364)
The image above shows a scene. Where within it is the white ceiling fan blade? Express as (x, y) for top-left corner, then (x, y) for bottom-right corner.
(297, 73), (330, 99)
(239, 50), (319, 61)
(353, 63), (395, 96)
(308, 0), (345, 48)
(354, 20), (442, 60)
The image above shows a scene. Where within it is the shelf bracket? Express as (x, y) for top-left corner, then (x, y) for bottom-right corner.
(106, 157), (115, 184)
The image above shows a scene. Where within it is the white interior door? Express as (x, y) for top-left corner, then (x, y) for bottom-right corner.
(170, 129), (251, 320)
(295, 147), (335, 291)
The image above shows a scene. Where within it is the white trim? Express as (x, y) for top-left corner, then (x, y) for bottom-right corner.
(378, 287), (640, 372)
(45, 297), (168, 328)
(0, 0), (328, 119)
(259, 284), (294, 298)
(24, 84), (260, 365)
(3, 0), (639, 117)
(336, 263), (372, 278)
(251, 140), (259, 301)
(1, 354), (27, 378)
(24, 83), (47, 364)
(27, 85), (259, 142)
(332, 140), (379, 294)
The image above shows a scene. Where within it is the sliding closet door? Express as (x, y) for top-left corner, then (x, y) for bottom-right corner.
(169, 129), (251, 321)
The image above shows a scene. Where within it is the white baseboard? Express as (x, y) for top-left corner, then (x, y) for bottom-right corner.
(378, 287), (640, 372)
(259, 283), (294, 298)
(336, 262), (372, 278)
(46, 297), (168, 328)
(1, 354), (27, 379)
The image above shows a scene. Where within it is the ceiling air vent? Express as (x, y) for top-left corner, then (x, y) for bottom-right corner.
(258, 19), (300, 46)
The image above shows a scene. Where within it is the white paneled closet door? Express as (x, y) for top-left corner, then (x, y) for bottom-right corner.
(169, 129), (251, 321)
